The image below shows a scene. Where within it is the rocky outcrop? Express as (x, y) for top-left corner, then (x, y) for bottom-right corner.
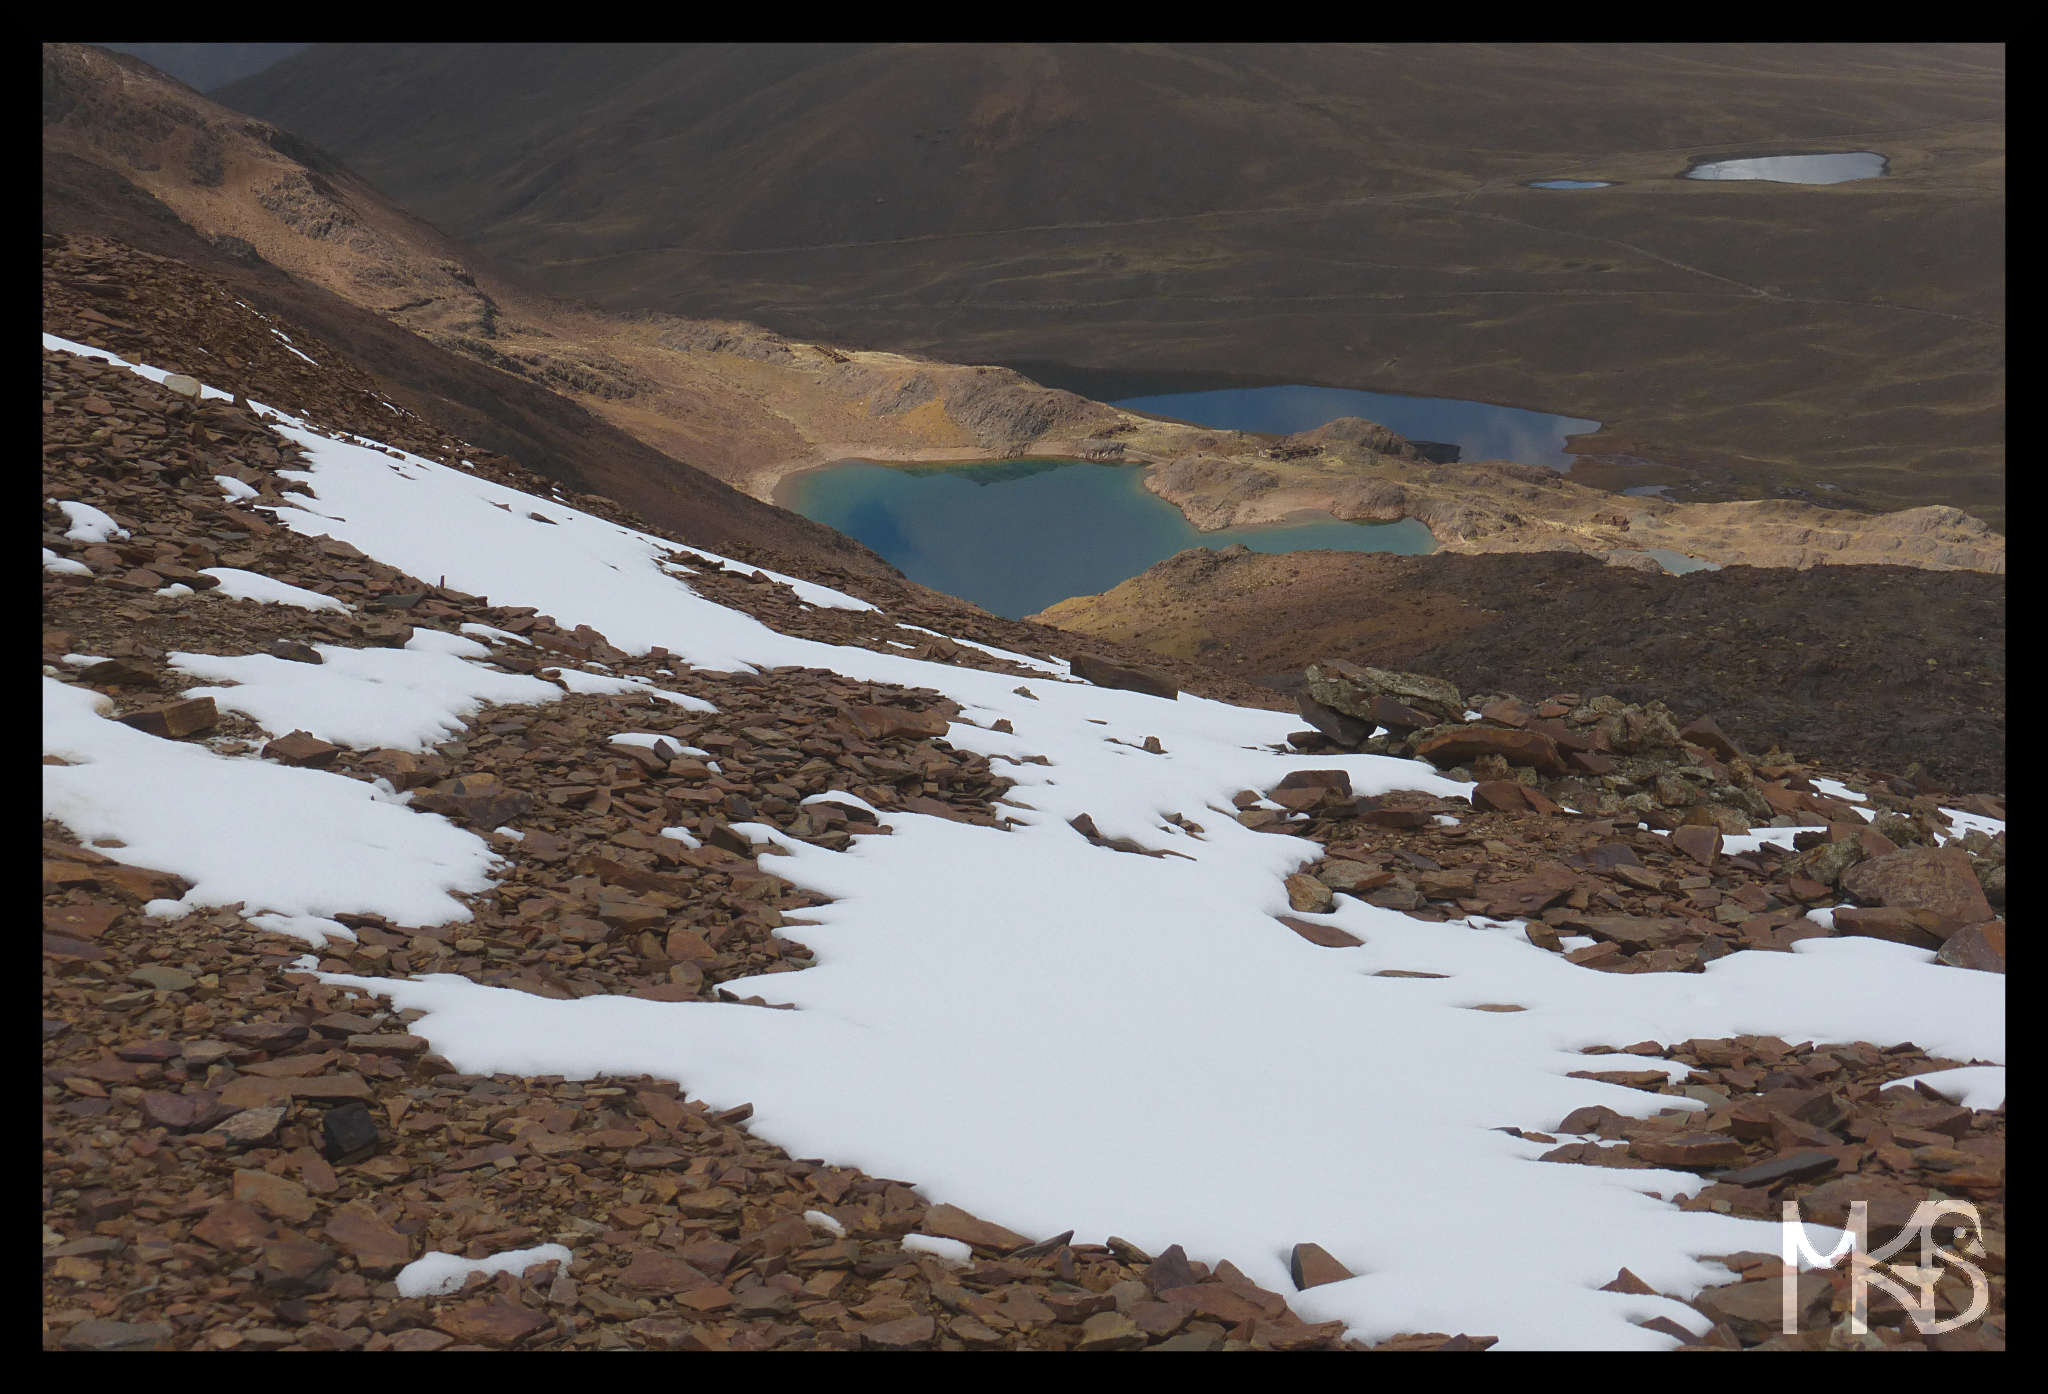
(938, 369), (1121, 453)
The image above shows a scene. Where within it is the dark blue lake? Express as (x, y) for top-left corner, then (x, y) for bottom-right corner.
(781, 458), (1434, 618)
(1112, 383), (1599, 470)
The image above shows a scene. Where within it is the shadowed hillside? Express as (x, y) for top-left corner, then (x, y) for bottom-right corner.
(218, 42), (2006, 524)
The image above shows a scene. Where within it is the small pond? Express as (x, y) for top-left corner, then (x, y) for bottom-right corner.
(1635, 548), (1722, 575)
(1529, 179), (1612, 190)
(1112, 383), (1599, 470)
(781, 458), (1434, 619)
(1682, 152), (1887, 185)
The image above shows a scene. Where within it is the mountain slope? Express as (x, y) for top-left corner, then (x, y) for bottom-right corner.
(41, 285), (2006, 1350)
(216, 42), (2007, 523)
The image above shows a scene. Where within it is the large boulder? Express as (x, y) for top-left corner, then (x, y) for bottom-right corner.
(1839, 846), (1995, 934)
(1304, 660), (1464, 727)
(1070, 654), (1178, 701)
(1413, 726), (1567, 777)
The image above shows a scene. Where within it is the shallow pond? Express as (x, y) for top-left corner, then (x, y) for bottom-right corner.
(1682, 151), (1887, 185)
(1111, 383), (1599, 470)
(1635, 548), (1722, 575)
(781, 458), (1434, 618)
(1529, 179), (1612, 189)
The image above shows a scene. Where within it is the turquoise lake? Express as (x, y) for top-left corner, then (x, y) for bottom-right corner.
(781, 458), (1434, 619)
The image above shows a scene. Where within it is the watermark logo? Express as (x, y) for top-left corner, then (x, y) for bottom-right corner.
(1781, 1199), (1989, 1335)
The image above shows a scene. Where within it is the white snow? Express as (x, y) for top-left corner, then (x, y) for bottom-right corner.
(42, 676), (498, 926)
(1937, 807), (2004, 844)
(803, 1210), (846, 1237)
(668, 544), (876, 613)
(542, 666), (717, 711)
(171, 643), (562, 752)
(1896, 1065), (2005, 1110)
(460, 621), (533, 647)
(607, 732), (711, 760)
(1811, 777), (1866, 804)
(43, 548), (92, 577)
(54, 499), (129, 543)
(200, 568), (350, 612)
(895, 624), (1070, 677)
(215, 474), (260, 502)
(394, 1243), (573, 1299)
(40, 331), (2006, 1352)
(269, 327), (319, 366)
(901, 1233), (972, 1264)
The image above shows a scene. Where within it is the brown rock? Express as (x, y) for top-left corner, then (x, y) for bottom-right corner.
(434, 1296), (550, 1348)
(1669, 824), (1722, 869)
(1478, 864), (1580, 918)
(117, 696), (217, 739)
(921, 1203), (1031, 1254)
(862, 1314), (937, 1349)
(1471, 780), (1531, 813)
(1937, 920), (2006, 973)
(1316, 859), (1392, 895)
(1714, 1151), (1839, 1189)
(1693, 1274), (1831, 1342)
(1288, 1242), (1355, 1290)
(1294, 693), (1370, 747)
(1415, 726), (1566, 776)
(1276, 915), (1364, 949)
(233, 1169), (316, 1223)
(1678, 716), (1745, 763)
(412, 772), (532, 830)
(1839, 846), (1994, 932)
(1285, 873), (1337, 914)
(1631, 1134), (1751, 1168)
(1366, 693), (1437, 733)
(1071, 654), (1178, 701)
(59, 1320), (173, 1351)
(1304, 660), (1463, 723)
(619, 1249), (714, 1294)
(192, 1200), (274, 1251)
(323, 1202), (413, 1276)
(1145, 1244), (1199, 1295)
(263, 729), (342, 768)
(214, 1104), (288, 1147)
(1600, 1268), (1657, 1295)
(1075, 1309), (1147, 1351)
(1273, 768), (1353, 797)
(259, 1234), (338, 1293)
(1831, 906), (1943, 950)
(849, 704), (951, 740)
(139, 1088), (229, 1132)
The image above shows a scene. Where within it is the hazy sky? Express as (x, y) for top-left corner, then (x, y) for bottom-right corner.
(96, 43), (310, 92)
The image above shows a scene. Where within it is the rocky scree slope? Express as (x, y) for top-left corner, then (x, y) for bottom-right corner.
(43, 287), (2002, 1351)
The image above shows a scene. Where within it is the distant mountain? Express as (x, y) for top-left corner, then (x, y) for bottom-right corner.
(215, 42), (2007, 525)
(95, 42), (309, 92)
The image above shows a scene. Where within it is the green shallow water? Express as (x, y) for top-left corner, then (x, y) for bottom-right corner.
(783, 458), (1434, 619)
